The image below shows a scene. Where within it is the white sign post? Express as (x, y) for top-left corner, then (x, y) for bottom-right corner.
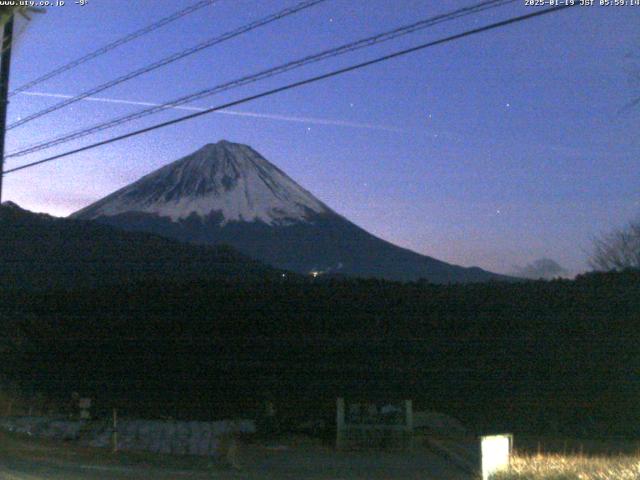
(480, 434), (513, 480)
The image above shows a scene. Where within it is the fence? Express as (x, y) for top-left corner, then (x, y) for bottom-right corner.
(0, 415), (255, 457)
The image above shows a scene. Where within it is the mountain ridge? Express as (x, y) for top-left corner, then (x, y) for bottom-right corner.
(72, 140), (515, 283)
(0, 201), (282, 290)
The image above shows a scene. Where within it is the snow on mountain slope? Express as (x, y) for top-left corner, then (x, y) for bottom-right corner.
(72, 140), (515, 283)
(72, 140), (329, 225)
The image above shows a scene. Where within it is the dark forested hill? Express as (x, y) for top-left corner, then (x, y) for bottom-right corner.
(1, 269), (638, 437)
(0, 202), (283, 289)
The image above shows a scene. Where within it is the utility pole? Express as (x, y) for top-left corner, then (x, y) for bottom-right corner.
(0, 15), (14, 203)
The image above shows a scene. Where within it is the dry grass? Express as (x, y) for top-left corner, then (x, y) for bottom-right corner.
(492, 452), (640, 480)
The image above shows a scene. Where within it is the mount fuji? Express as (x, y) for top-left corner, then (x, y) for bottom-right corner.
(71, 140), (509, 283)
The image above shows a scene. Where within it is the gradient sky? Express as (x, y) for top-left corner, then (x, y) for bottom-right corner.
(3, 0), (639, 277)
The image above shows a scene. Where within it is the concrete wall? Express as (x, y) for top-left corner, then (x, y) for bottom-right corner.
(0, 416), (255, 457)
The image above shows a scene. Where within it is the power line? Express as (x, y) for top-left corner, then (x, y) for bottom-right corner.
(9, 0), (512, 156)
(8, 0), (516, 158)
(4, 4), (577, 176)
(8, 0), (219, 98)
(7, 0), (328, 131)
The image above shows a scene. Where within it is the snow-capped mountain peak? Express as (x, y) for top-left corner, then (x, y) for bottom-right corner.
(72, 140), (329, 225)
(72, 140), (511, 283)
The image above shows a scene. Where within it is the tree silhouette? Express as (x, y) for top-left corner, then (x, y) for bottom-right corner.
(590, 221), (640, 271)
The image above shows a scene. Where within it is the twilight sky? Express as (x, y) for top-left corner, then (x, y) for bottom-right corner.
(3, 0), (639, 277)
